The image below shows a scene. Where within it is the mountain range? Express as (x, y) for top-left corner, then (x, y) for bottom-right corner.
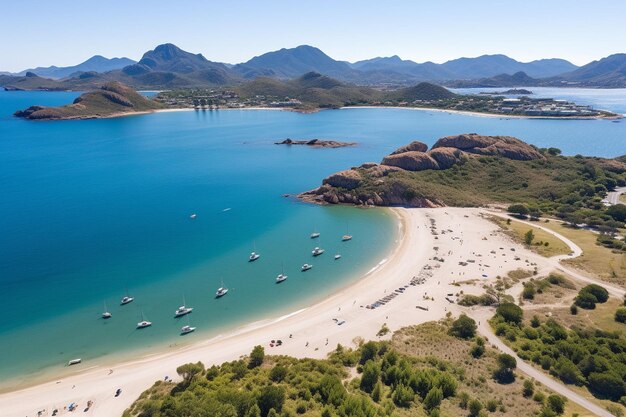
(2, 43), (626, 90)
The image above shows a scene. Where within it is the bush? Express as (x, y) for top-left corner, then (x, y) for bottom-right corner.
(508, 204), (529, 217)
(392, 384), (414, 408)
(615, 307), (626, 323)
(486, 399), (498, 412)
(523, 379), (534, 397)
(546, 395), (566, 415)
(587, 372), (626, 401)
(249, 345), (265, 368)
(607, 204), (626, 222)
(570, 304), (578, 315)
(449, 314), (477, 339)
(496, 303), (523, 325)
(581, 284), (609, 303)
(575, 291), (598, 309)
(522, 284), (536, 300)
(257, 385), (286, 417)
(468, 399), (483, 417)
(470, 343), (485, 358)
(423, 387), (443, 410)
(493, 354), (517, 384)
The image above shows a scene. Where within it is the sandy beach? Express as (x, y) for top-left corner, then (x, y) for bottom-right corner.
(0, 207), (565, 417)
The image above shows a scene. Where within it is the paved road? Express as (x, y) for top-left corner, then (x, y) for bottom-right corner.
(603, 186), (626, 205)
(475, 211), (626, 416)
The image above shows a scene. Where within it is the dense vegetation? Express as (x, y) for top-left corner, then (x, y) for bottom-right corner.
(491, 302), (626, 405)
(125, 320), (563, 417)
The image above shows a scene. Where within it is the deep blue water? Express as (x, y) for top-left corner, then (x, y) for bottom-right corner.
(1, 89), (625, 385)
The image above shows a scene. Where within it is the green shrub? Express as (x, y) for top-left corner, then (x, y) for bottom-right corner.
(449, 314), (477, 339)
(496, 303), (523, 325)
(615, 307), (626, 323)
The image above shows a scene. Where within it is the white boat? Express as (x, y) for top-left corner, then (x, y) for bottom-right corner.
(102, 302), (112, 319)
(312, 246), (325, 256)
(120, 292), (134, 305)
(174, 296), (193, 317)
(180, 324), (196, 335)
(190, 213), (197, 219)
(310, 232), (320, 239)
(137, 311), (152, 329)
(249, 242), (260, 261)
(342, 224), (352, 241)
(215, 279), (228, 298)
(334, 254), (341, 260)
(301, 263), (313, 271)
(276, 263), (287, 283)
(68, 358), (82, 366)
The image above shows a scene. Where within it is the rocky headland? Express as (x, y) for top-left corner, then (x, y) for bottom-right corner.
(299, 133), (626, 208)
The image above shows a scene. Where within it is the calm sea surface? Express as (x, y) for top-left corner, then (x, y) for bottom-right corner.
(1, 88), (625, 386)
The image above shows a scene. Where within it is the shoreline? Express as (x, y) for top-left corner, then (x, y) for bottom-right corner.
(0, 207), (567, 417)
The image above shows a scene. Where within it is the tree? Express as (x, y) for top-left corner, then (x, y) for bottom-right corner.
(434, 373), (457, 398)
(607, 205), (626, 222)
(249, 345), (265, 368)
(359, 341), (378, 364)
(524, 229), (535, 245)
(449, 314), (477, 339)
(574, 291), (598, 309)
(392, 383), (414, 407)
(581, 284), (609, 303)
(269, 365), (287, 382)
(245, 404), (262, 417)
(423, 387), (443, 410)
(494, 354), (517, 384)
(587, 372), (626, 401)
(257, 385), (285, 417)
(508, 204), (529, 217)
(615, 307), (626, 323)
(176, 361), (205, 385)
(360, 360), (380, 393)
(496, 303), (523, 325)
(318, 374), (346, 406)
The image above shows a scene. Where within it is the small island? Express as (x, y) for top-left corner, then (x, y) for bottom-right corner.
(480, 89), (533, 95)
(274, 138), (356, 148)
(14, 82), (163, 120)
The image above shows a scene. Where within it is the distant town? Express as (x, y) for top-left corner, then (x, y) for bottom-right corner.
(155, 89), (617, 118)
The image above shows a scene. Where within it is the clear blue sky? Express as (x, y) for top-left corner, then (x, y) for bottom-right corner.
(2, 0), (625, 72)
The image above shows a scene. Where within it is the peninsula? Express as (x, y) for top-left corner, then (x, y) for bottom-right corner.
(14, 82), (162, 120)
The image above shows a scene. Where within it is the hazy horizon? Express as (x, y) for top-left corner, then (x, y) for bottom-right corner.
(2, 0), (626, 72)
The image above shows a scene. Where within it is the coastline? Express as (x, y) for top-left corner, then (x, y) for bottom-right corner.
(0, 207), (568, 417)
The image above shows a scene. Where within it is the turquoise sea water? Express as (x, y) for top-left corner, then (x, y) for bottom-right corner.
(1, 90), (625, 387)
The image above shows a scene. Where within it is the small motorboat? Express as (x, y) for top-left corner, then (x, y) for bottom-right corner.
(180, 325), (196, 335)
(312, 247), (325, 256)
(215, 279), (228, 298)
(68, 358), (82, 366)
(301, 263), (313, 271)
(190, 213), (197, 219)
(120, 295), (134, 305)
(334, 254), (341, 260)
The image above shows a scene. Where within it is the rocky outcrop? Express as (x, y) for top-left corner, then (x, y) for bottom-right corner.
(428, 147), (462, 169)
(275, 138), (355, 148)
(389, 140), (428, 155)
(323, 169), (363, 190)
(432, 133), (544, 161)
(382, 151), (440, 171)
(300, 133), (546, 208)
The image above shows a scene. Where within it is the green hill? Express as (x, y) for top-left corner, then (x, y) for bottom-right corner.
(14, 82), (163, 120)
(387, 82), (456, 101)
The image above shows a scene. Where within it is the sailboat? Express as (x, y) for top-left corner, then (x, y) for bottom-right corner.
(249, 242), (260, 262)
(102, 302), (112, 319)
(310, 226), (320, 239)
(174, 295), (193, 317)
(215, 279), (228, 298)
(180, 316), (196, 335)
(136, 311), (152, 329)
(276, 263), (287, 283)
(342, 224), (352, 241)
